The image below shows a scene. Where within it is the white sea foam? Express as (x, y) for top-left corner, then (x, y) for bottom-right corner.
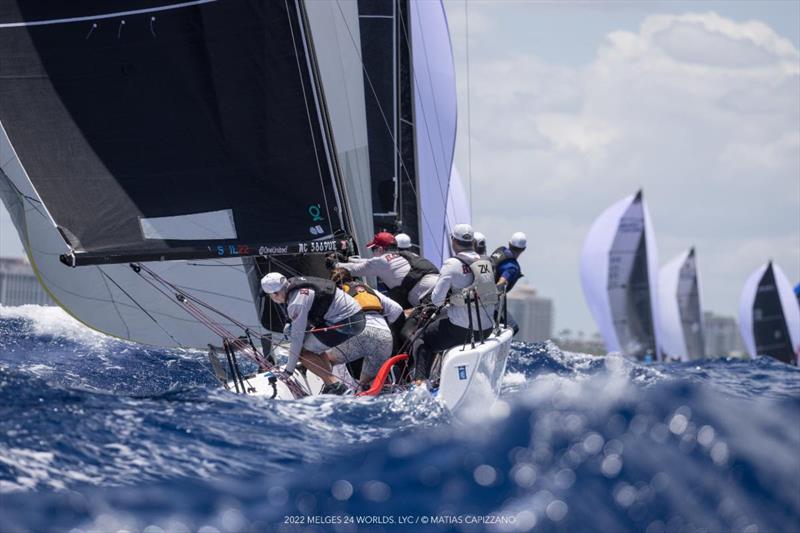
(0, 304), (112, 348)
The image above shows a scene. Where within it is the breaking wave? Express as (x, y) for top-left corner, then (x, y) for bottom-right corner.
(1, 305), (798, 532)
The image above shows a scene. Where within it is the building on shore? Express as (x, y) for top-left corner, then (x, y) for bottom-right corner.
(703, 311), (745, 358)
(505, 284), (554, 343)
(0, 257), (53, 306)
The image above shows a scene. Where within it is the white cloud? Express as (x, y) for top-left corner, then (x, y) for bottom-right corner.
(451, 9), (800, 333)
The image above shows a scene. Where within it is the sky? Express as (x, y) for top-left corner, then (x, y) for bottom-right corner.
(442, 0), (800, 334)
(1, 1), (799, 335)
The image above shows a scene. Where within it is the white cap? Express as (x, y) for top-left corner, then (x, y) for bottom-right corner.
(261, 272), (288, 294)
(474, 232), (486, 245)
(510, 231), (527, 249)
(450, 223), (474, 243)
(395, 233), (412, 249)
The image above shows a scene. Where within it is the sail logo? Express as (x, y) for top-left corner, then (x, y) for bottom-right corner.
(457, 365), (467, 380)
(309, 225), (325, 235)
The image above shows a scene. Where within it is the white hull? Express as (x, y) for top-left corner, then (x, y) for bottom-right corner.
(226, 328), (514, 414)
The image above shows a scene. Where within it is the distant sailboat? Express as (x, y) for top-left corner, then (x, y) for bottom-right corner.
(658, 248), (705, 361)
(580, 190), (661, 360)
(739, 261), (800, 365)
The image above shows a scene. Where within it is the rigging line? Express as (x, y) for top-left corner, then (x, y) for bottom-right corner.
(331, 0), (438, 243)
(182, 298), (307, 398)
(98, 267), (185, 347)
(465, 0), (474, 218)
(24, 263), (206, 325)
(0, 0), (218, 28)
(137, 264), (254, 334)
(396, 4), (456, 240)
(0, 170), (49, 221)
(401, 3), (454, 214)
(171, 285), (256, 306)
(185, 262), (245, 272)
(96, 267), (132, 340)
(284, 0), (335, 232)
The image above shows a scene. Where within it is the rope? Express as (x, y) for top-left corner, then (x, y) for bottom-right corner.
(129, 263), (307, 399)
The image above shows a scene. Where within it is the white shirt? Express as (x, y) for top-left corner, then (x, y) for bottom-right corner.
(285, 287), (361, 372)
(336, 253), (438, 306)
(431, 251), (495, 330)
(369, 290), (403, 331)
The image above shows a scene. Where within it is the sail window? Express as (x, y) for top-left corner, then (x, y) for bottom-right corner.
(140, 209), (236, 241)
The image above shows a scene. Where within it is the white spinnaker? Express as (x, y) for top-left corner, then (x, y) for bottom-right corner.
(738, 261), (800, 361)
(441, 165), (471, 260)
(659, 249), (705, 361)
(410, 0), (457, 268)
(1, 121), (262, 349)
(304, 0), (373, 250)
(659, 250), (690, 360)
(580, 192), (661, 358)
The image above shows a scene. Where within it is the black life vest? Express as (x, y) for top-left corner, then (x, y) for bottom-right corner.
(286, 276), (337, 326)
(389, 251), (439, 307)
(490, 246), (523, 290)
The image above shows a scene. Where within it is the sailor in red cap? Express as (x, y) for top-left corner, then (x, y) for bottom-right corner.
(333, 231), (439, 309)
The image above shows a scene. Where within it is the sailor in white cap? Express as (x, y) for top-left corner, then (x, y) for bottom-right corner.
(261, 272), (365, 395)
(395, 233), (412, 250)
(473, 231), (487, 258)
(489, 231), (527, 292)
(413, 223), (497, 380)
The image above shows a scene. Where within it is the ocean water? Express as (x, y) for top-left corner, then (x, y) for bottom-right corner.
(1, 304), (798, 533)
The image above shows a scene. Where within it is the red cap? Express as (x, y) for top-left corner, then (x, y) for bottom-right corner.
(366, 231), (396, 249)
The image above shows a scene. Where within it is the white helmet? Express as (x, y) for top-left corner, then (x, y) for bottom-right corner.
(474, 232), (486, 246)
(451, 223), (474, 244)
(261, 272), (288, 294)
(395, 233), (412, 249)
(510, 232), (527, 249)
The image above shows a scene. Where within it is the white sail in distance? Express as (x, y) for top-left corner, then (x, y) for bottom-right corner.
(580, 190), (661, 360)
(658, 248), (705, 361)
(739, 261), (800, 365)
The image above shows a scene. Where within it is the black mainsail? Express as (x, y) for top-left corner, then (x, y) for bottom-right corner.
(0, 0), (350, 267)
(751, 263), (794, 364)
(357, 0), (419, 243)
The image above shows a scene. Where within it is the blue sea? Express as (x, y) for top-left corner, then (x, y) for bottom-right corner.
(1, 305), (798, 533)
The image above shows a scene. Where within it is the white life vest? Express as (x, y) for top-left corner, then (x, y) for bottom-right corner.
(449, 255), (499, 309)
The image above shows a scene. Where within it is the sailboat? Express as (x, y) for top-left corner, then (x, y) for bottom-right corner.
(580, 190), (661, 360)
(0, 0), (512, 411)
(738, 261), (799, 365)
(658, 248), (705, 361)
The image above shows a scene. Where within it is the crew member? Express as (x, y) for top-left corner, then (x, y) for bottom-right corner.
(491, 232), (527, 292)
(334, 232), (438, 308)
(261, 272), (365, 395)
(414, 224), (497, 380)
(329, 268), (403, 389)
(395, 233), (413, 250)
(474, 232), (487, 258)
